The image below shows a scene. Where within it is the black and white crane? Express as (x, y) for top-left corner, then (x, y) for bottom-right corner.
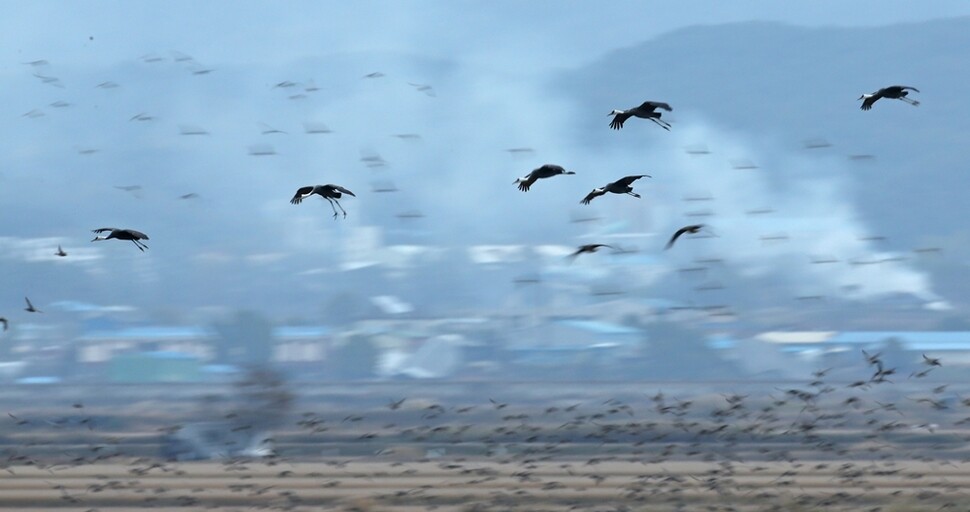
(514, 164), (575, 192)
(581, 175), (650, 204)
(290, 184), (356, 218)
(609, 101), (672, 130)
(859, 86), (919, 110)
(91, 228), (150, 251)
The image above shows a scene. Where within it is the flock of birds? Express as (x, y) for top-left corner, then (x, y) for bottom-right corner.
(1, 55), (925, 331)
(512, 84), (921, 260)
(3, 346), (968, 511)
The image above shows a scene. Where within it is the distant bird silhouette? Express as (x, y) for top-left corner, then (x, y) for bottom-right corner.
(568, 244), (615, 260)
(922, 354), (942, 367)
(514, 164), (575, 192)
(24, 297), (41, 313)
(290, 184), (356, 218)
(859, 86), (919, 110)
(55, 245), (67, 257)
(665, 225), (705, 250)
(0, 318), (7, 331)
(581, 174), (650, 204)
(609, 101), (672, 130)
(91, 228), (150, 251)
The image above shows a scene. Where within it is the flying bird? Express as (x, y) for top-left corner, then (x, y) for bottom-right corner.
(514, 164), (575, 192)
(568, 244), (615, 260)
(581, 174), (650, 205)
(922, 354), (942, 367)
(609, 101), (672, 130)
(859, 86), (920, 110)
(0, 318), (6, 331)
(665, 224), (706, 250)
(290, 184), (356, 218)
(55, 245), (67, 257)
(24, 297), (41, 313)
(91, 228), (150, 251)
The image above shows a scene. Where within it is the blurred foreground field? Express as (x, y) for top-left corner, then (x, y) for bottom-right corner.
(1, 381), (969, 510)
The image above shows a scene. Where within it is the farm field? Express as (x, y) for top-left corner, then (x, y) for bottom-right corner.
(0, 459), (967, 511)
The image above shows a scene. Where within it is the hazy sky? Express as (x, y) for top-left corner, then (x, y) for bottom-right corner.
(2, 2), (969, 318)
(4, 1), (970, 70)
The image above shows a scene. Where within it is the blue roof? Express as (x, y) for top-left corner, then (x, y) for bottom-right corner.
(202, 364), (241, 374)
(273, 326), (331, 338)
(554, 319), (641, 335)
(142, 350), (199, 360)
(79, 326), (212, 341)
(16, 376), (62, 384)
(766, 332), (970, 352)
(706, 336), (737, 349)
(828, 331), (970, 346)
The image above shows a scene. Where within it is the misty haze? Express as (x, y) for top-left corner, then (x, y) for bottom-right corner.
(3, 2), (970, 511)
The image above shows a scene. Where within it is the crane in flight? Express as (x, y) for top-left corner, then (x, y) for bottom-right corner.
(567, 244), (615, 260)
(514, 164), (575, 192)
(665, 224), (706, 250)
(24, 297), (41, 313)
(290, 184), (356, 218)
(859, 85), (919, 110)
(91, 228), (150, 251)
(581, 174), (650, 204)
(609, 101), (672, 130)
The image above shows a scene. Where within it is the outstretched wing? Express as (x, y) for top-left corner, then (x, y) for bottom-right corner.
(581, 188), (605, 205)
(290, 186), (314, 204)
(666, 225), (704, 249)
(860, 95), (879, 111)
(24, 297), (34, 309)
(665, 227), (689, 250)
(860, 96), (878, 110)
(91, 227), (118, 234)
(328, 184), (356, 197)
(640, 101), (672, 112)
(894, 85), (920, 93)
(614, 174), (649, 187)
(516, 173), (538, 192)
(609, 112), (632, 130)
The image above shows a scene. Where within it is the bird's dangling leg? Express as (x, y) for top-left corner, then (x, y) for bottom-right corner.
(326, 198), (339, 219)
(627, 192), (641, 198)
(650, 117), (670, 131)
(902, 98), (920, 106)
(131, 240), (145, 252)
(336, 201), (348, 218)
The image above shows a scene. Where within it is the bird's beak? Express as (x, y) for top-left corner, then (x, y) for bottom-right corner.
(857, 95), (865, 100)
